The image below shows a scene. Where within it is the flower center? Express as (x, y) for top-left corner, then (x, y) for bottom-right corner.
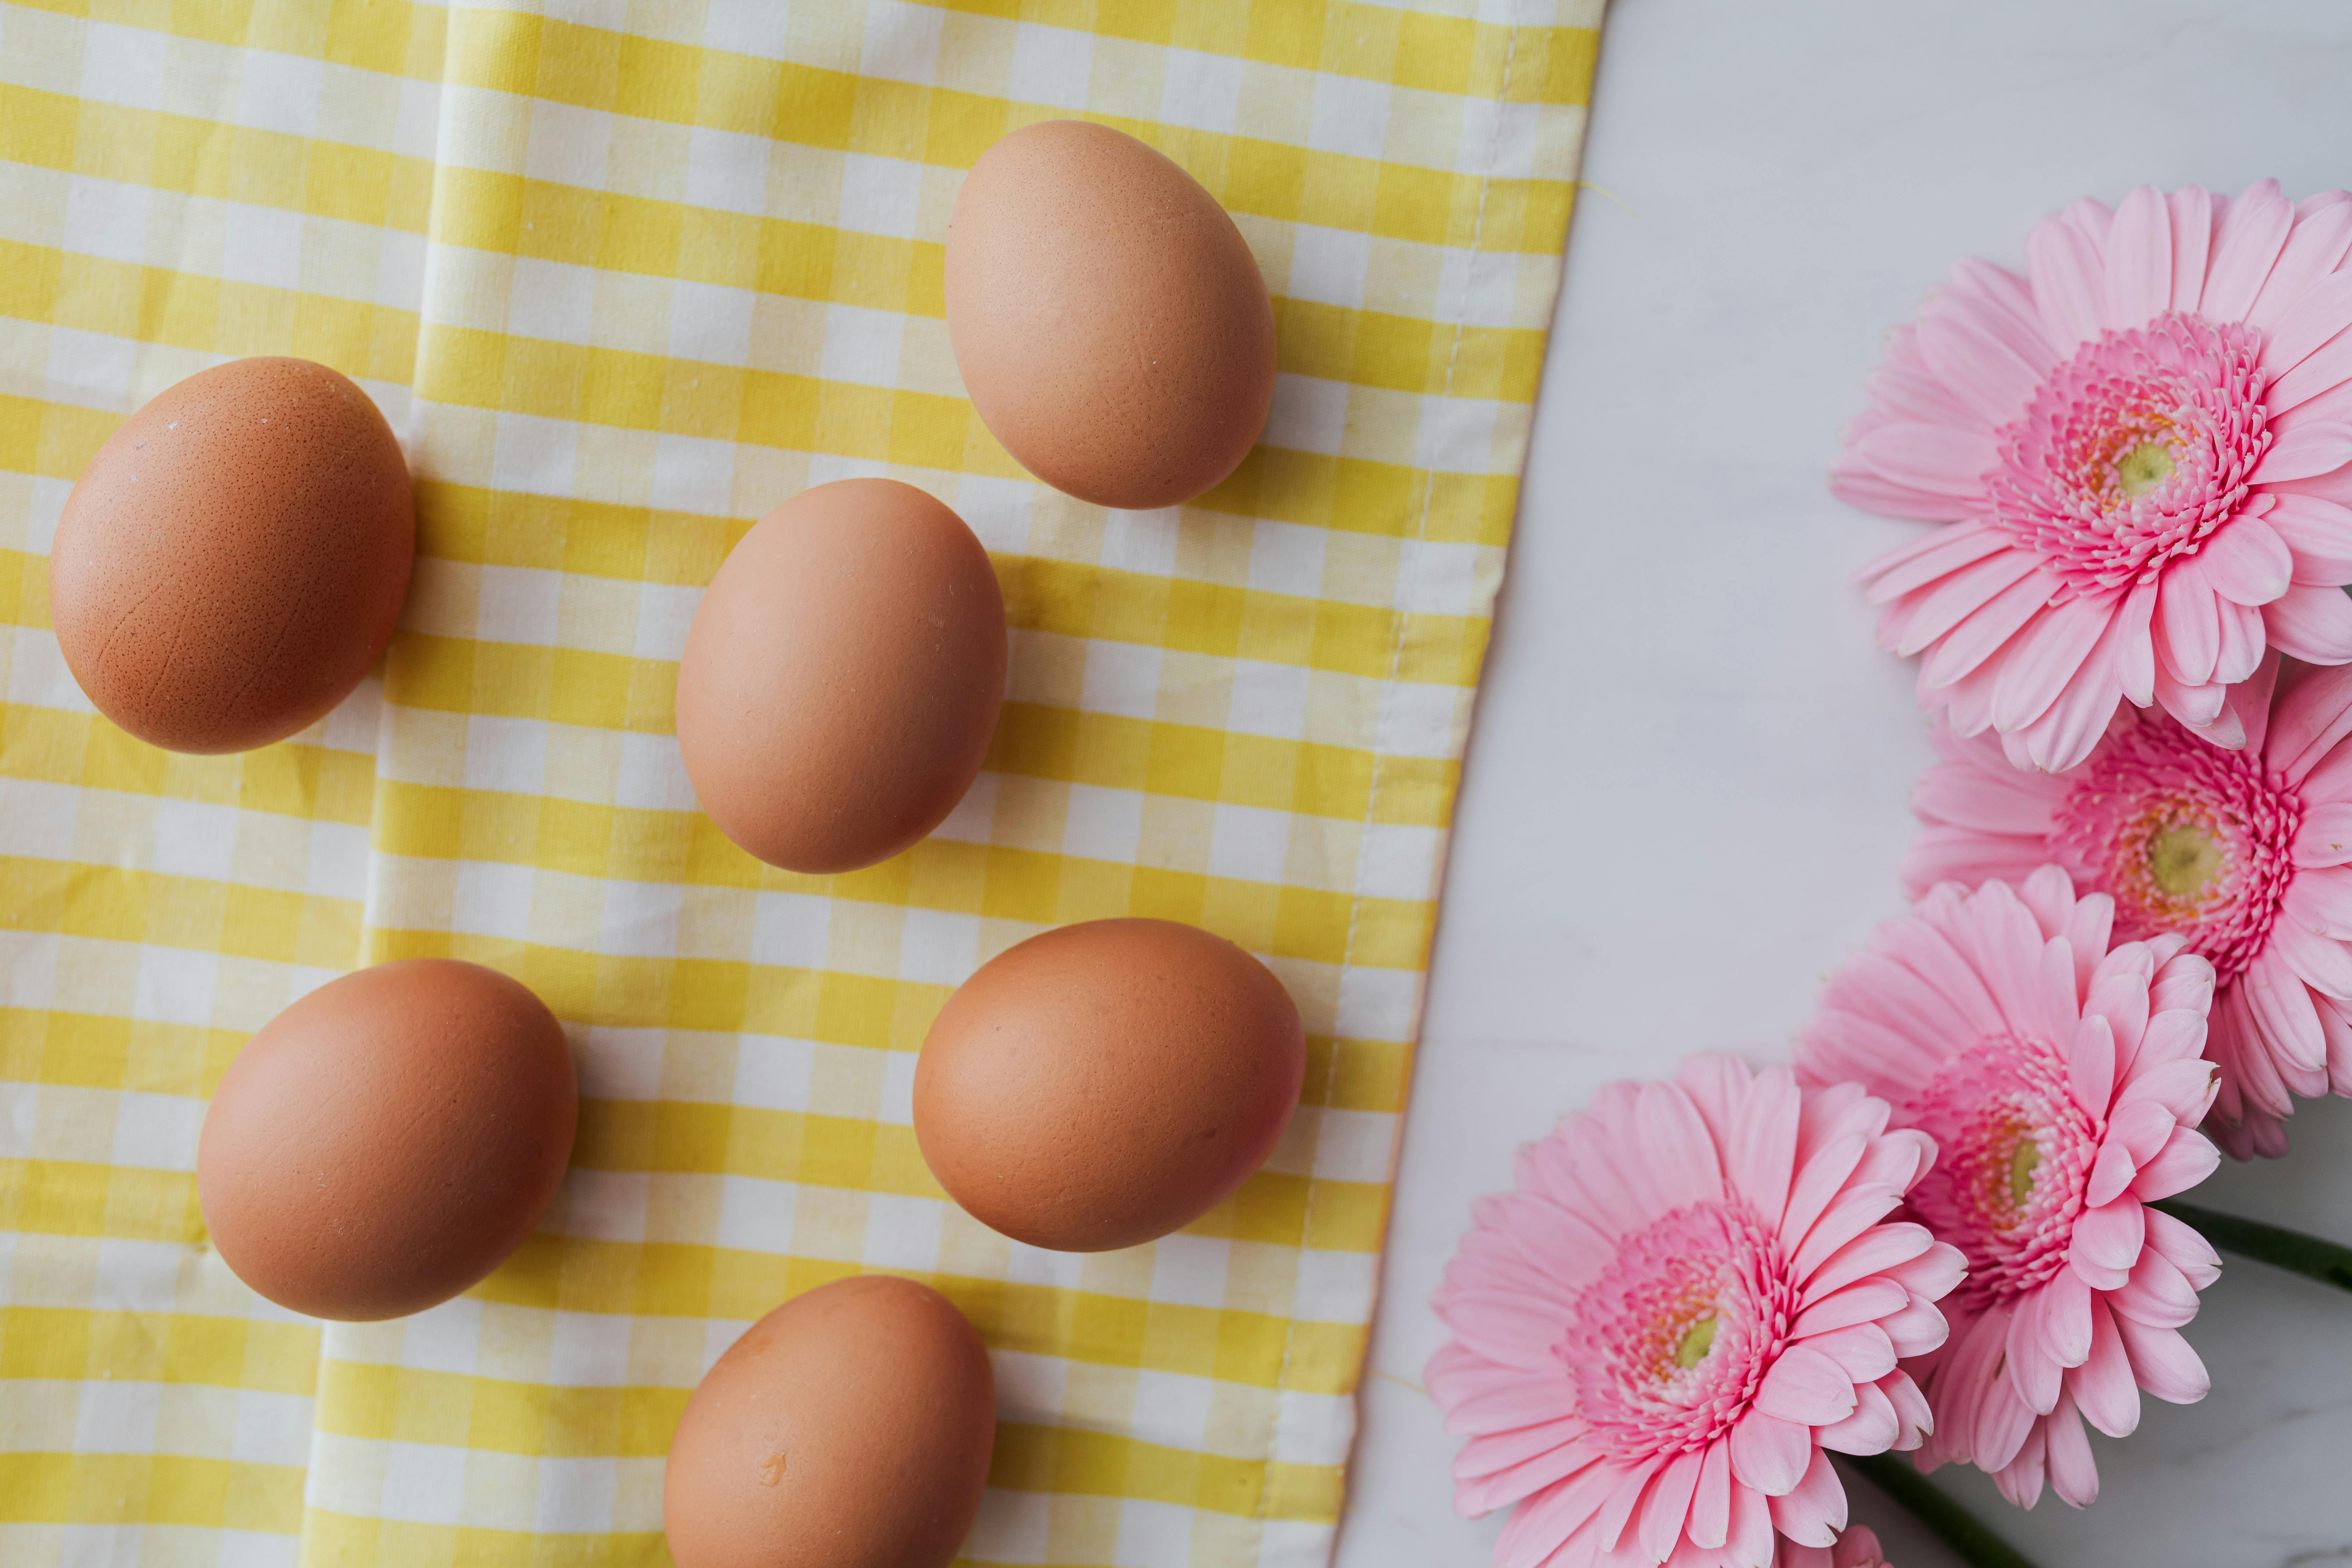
(2051, 711), (2300, 982)
(2115, 439), (2176, 498)
(1674, 1314), (1719, 1371)
(1898, 1034), (2096, 1309)
(1559, 1201), (1797, 1462)
(1984, 311), (2271, 599)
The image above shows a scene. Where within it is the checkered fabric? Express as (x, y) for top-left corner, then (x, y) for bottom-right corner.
(0, 2), (1603, 1563)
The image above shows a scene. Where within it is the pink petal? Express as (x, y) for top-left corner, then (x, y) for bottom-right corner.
(2071, 1298), (2142, 1437)
(2264, 582), (2352, 664)
(1793, 1278), (1912, 1338)
(2115, 1314), (2211, 1405)
(2130, 1126), (2220, 1200)
(2267, 494), (2352, 586)
(1805, 1322), (1898, 1386)
(1494, 1465), (1617, 1562)
(2199, 178), (2295, 321)
(1991, 594), (2113, 732)
(2246, 946), (2330, 1070)
(2215, 591), (2269, 684)
(1766, 1449), (1848, 1550)
(2143, 1205), (2222, 1288)
(1918, 308), (2047, 427)
(2198, 515), (2296, 606)
(1455, 1434), (1603, 1516)
(1803, 1222), (1936, 1301)
(1849, 422), (2000, 499)
(1880, 1296), (1952, 1358)
(1726, 1064), (1801, 1230)
(2168, 186), (2216, 313)
(1687, 1440), (1733, 1552)
(2272, 912), (2352, 998)
(2269, 321), (2352, 414)
(1593, 1458), (1657, 1556)
(2105, 184), (2174, 327)
(2249, 198), (2352, 331)
(1880, 1370), (1935, 1451)
(2029, 208), (2110, 350)
(2112, 1097), (2179, 1164)
(2153, 663), (2230, 730)
(1729, 1478), (1776, 1568)
(2043, 1390), (2101, 1508)
(2084, 1136), (2139, 1209)
(1638, 1447), (1706, 1566)
(1861, 522), (2013, 605)
(1755, 1343), (1861, 1428)
(2114, 1057), (2219, 1122)
(2254, 420), (2352, 484)
(1832, 458), (1974, 522)
(2069, 1010), (2118, 1118)
(2297, 800), (2352, 868)
(2156, 563), (2224, 685)
(1900, 553), (2047, 665)
(1815, 1378), (1901, 1456)
(2003, 1293), (2065, 1414)
(2112, 1246), (2202, 1329)
(2069, 1196), (2147, 1286)
(2259, 269), (2352, 376)
(1727, 1409), (1811, 1497)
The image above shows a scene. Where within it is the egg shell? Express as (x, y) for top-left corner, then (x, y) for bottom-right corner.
(196, 960), (577, 1322)
(913, 918), (1306, 1252)
(48, 357), (414, 754)
(663, 1275), (995, 1568)
(674, 479), (1007, 875)
(944, 121), (1277, 510)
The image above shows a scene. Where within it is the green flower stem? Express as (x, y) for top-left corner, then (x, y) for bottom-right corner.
(2149, 1198), (2352, 1293)
(1837, 1453), (2042, 1568)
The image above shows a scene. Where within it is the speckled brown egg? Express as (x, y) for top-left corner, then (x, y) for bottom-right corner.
(674, 478), (1007, 875)
(663, 1275), (996, 1568)
(196, 960), (578, 1322)
(945, 121), (1278, 510)
(914, 918), (1306, 1252)
(47, 357), (414, 754)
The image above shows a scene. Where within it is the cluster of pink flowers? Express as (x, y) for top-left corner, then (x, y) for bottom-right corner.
(1430, 182), (2352, 1567)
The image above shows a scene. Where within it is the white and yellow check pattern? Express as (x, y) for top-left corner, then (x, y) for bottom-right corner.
(0, 2), (1602, 1563)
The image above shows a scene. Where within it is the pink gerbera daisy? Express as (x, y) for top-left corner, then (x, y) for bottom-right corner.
(1837, 181), (2352, 773)
(1780, 1526), (1891, 1568)
(1797, 870), (2223, 1510)
(1428, 1057), (1964, 1568)
(1905, 652), (2352, 1157)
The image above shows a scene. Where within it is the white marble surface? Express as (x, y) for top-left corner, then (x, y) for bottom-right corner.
(1336, 2), (2352, 1564)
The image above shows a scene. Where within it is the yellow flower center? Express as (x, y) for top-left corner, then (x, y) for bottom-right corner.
(1673, 1314), (1718, 1371)
(2147, 821), (2226, 898)
(2009, 1136), (2041, 1210)
(2115, 439), (2176, 497)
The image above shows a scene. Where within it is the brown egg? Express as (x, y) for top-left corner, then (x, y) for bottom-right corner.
(914, 918), (1306, 1252)
(664, 1275), (996, 1568)
(196, 960), (577, 1321)
(48, 356), (414, 754)
(945, 121), (1278, 510)
(675, 479), (1006, 875)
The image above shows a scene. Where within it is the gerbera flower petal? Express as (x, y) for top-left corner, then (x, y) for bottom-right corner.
(2253, 419), (2352, 484)
(2269, 321), (2352, 413)
(2247, 199), (2352, 331)
(1766, 1450), (1849, 1550)
(2129, 1125), (2222, 1199)
(2264, 581), (2352, 663)
(2199, 179), (2294, 321)
(2198, 514), (2296, 604)
(2266, 495), (2352, 584)
(2114, 1315), (2210, 1404)
(2028, 212), (2109, 350)
(2105, 185), (2174, 326)
(2113, 1246), (2202, 1329)
(1430, 1064), (1954, 1567)
(2258, 270), (2352, 374)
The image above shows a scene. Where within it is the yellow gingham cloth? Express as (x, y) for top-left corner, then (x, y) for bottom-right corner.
(0, 2), (1602, 1562)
